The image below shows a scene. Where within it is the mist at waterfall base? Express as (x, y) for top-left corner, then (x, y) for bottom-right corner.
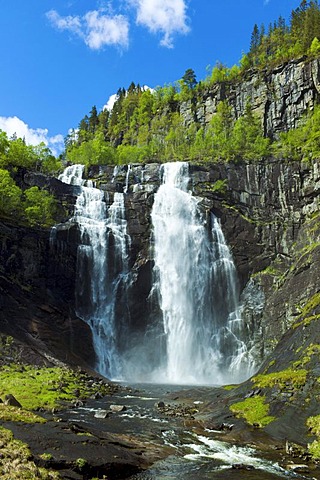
(58, 162), (255, 386)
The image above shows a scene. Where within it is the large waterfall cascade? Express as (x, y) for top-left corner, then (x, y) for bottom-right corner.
(57, 163), (255, 385)
(58, 164), (130, 379)
(150, 162), (253, 384)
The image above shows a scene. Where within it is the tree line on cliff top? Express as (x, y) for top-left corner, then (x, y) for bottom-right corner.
(1, 0), (320, 226)
(63, 0), (320, 167)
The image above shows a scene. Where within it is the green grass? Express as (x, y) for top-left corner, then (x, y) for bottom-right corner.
(293, 344), (320, 368)
(0, 404), (46, 423)
(293, 314), (320, 329)
(230, 395), (275, 427)
(0, 426), (60, 479)
(0, 364), (111, 411)
(223, 384), (238, 391)
(298, 292), (320, 319)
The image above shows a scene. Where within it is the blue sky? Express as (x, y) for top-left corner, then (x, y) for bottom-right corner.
(0, 0), (299, 155)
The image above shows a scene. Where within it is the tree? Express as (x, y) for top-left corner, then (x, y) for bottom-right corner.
(0, 131), (9, 167)
(6, 138), (37, 169)
(309, 36), (320, 55)
(66, 132), (116, 166)
(89, 105), (99, 134)
(24, 186), (57, 227)
(231, 104), (270, 160)
(181, 69), (197, 89)
(250, 24), (260, 55)
(0, 169), (22, 218)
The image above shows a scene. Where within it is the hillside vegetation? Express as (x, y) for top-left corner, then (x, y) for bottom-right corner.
(63, 0), (320, 167)
(1, 1), (320, 223)
(0, 132), (62, 226)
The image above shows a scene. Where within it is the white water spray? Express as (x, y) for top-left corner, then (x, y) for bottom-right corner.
(151, 162), (252, 384)
(57, 162), (254, 384)
(58, 165), (130, 379)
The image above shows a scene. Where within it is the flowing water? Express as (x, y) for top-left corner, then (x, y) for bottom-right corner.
(62, 384), (309, 480)
(58, 165), (130, 379)
(58, 162), (254, 385)
(150, 162), (253, 384)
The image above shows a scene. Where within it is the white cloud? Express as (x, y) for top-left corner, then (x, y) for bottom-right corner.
(0, 116), (64, 156)
(46, 9), (82, 36)
(130, 0), (190, 48)
(46, 9), (129, 49)
(103, 85), (155, 112)
(84, 11), (129, 49)
(103, 93), (119, 111)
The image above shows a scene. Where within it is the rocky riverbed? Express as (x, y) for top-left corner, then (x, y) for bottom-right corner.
(1, 336), (320, 480)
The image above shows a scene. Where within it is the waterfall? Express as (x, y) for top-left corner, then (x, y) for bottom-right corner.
(58, 165), (130, 379)
(57, 162), (254, 385)
(150, 162), (252, 384)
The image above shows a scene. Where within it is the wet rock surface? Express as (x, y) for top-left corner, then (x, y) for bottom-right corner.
(5, 382), (320, 480)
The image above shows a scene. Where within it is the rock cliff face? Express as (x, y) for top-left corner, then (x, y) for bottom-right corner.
(0, 175), (96, 368)
(0, 159), (319, 375)
(88, 160), (320, 367)
(181, 57), (320, 138)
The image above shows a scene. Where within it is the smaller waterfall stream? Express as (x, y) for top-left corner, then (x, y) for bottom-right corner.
(58, 165), (130, 379)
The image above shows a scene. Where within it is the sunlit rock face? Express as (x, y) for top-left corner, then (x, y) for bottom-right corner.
(181, 57), (320, 139)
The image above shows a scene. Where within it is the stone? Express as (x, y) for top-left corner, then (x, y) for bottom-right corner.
(94, 409), (109, 419)
(4, 394), (22, 408)
(286, 464), (310, 473)
(109, 404), (127, 413)
(232, 463), (255, 470)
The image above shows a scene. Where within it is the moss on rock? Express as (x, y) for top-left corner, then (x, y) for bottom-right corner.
(230, 395), (275, 427)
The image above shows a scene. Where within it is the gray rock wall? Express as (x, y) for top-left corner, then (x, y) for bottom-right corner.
(90, 160), (320, 364)
(181, 57), (320, 138)
(1, 158), (319, 371)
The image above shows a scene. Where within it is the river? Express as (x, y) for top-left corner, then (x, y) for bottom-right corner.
(60, 383), (313, 480)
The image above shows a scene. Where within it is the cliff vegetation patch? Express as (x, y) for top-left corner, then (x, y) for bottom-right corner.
(0, 364), (115, 411)
(230, 395), (275, 427)
(252, 368), (308, 390)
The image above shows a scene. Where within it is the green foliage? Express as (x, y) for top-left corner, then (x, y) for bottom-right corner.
(293, 344), (320, 367)
(24, 187), (57, 227)
(181, 68), (197, 90)
(245, 1), (320, 71)
(274, 105), (320, 162)
(75, 458), (88, 471)
(230, 395), (275, 427)
(66, 132), (117, 166)
(309, 36), (320, 55)
(64, 1), (320, 168)
(211, 179), (228, 194)
(231, 104), (270, 161)
(0, 130), (62, 227)
(0, 169), (23, 218)
(307, 415), (320, 459)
